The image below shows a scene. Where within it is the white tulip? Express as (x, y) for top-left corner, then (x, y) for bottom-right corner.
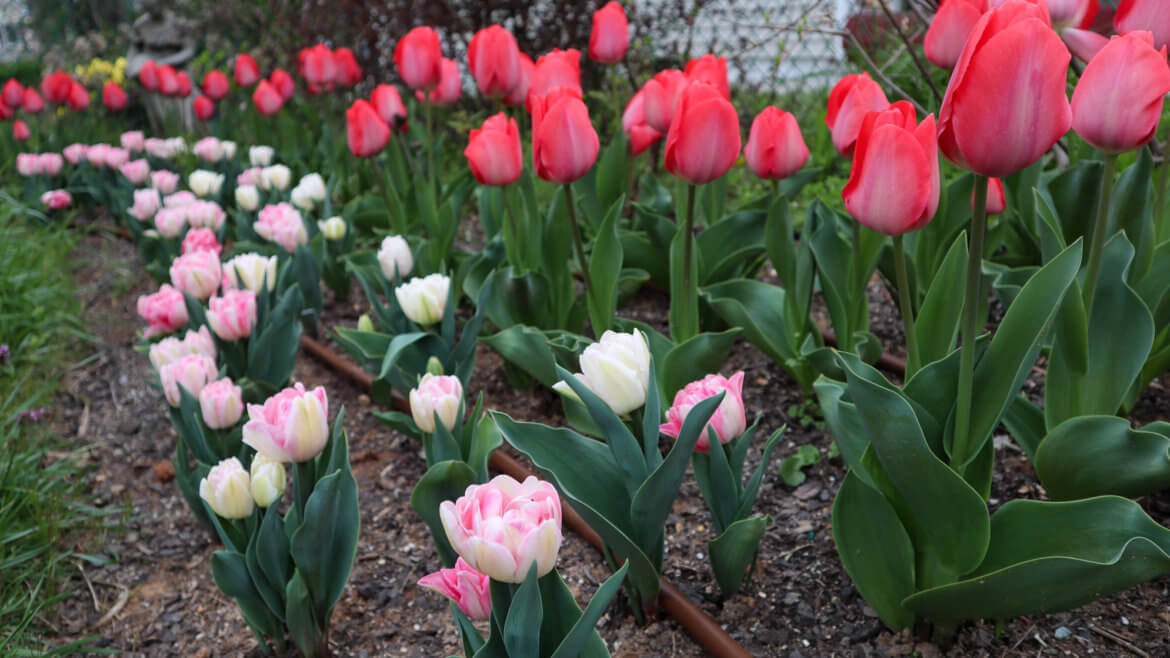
(553, 330), (650, 415)
(377, 235), (413, 280)
(395, 273), (450, 326)
(235, 184), (259, 211)
(249, 145), (274, 167)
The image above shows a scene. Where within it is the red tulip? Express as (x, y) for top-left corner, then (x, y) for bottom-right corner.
(22, 88), (43, 114)
(416, 58), (461, 106)
(270, 68), (296, 101)
(2, 78), (23, 108)
(1049, 0), (1094, 30)
(1062, 27), (1109, 62)
(504, 53), (535, 106)
(468, 25), (522, 99)
(977, 178), (1007, 215)
(371, 84), (408, 130)
(158, 65), (179, 95)
(234, 53), (260, 87)
(194, 95), (215, 120)
(530, 88), (599, 183)
(1071, 31), (1170, 154)
(938, 0), (1072, 177)
(67, 81), (89, 111)
(642, 69), (687, 133)
(664, 82), (742, 185)
(622, 88), (664, 156)
(465, 113), (524, 186)
(590, 1), (629, 64)
(42, 71), (73, 105)
(13, 119), (29, 141)
(1078, 0), (1099, 28)
(334, 48), (362, 86)
(175, 71), (193, 97)
(527, 49), (582, 110)
(0, 103), (12, 120)
(303, 44), (337, 86)
(103, 81), (127, 111)
(346, 99), (391, 157)
(826, 72), (890, 157)
(395, 26), (443, 90)
(252, 80), (283, 116)
(1114, 0), (1170, 51)
(925, 0), (985, 70)
(684, 54), (730, 99)
(139, 60), (159, 91)
(202, 70), (230, 100)
(744, 107), (809, 180)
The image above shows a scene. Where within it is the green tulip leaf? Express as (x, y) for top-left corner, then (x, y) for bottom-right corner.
(660, 328), (741, 402)
(549, 563), (627, 658)
(212, 550), (281, 639)
(1034, 415), (1170, 500)
(289, 461), (360, 619)
(708, 515), (769, 597)
(503, 565), (542, 658)
(915, 232), (967, 366)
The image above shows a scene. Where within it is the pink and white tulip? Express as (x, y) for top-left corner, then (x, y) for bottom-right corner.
(409, 373), (463, 433)
(200, 378), (244, 429)
(255, 203), (308, 253)
(418, 558), (492, 620)
(206, 289), (257, 341)
(137, 283), (189, 337)
(243, 383), (330, 463)
(159, 353), (219, 406)
(659, 372), (747, 453)
(170, 250), (222, 300)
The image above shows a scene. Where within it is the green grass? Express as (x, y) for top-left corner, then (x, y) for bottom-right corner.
(0, 201), (113, 655)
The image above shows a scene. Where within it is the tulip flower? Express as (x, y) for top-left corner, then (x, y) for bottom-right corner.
(202, 70), (229, 100)
(622, 89), (664, 156)
(665, 81), (741, 185)
(938, 0), (1071, 178)
(170, 250), (222, 300)
(250, 453), (287, 508)
(1, 78), (22, 107)
(1049, 0), (1094, 30)
(1062, 27), (1109, 63)
(200, 378), (244, 429)
(207, 289), (258, 341)
(684, 54), (731, 99)
(66, 82), (88, 111)
(138, 60), (159, 91)
(527, 49), (582, 108)
(160, 354), (218, 406)
(40, 189), (70, 209)
(16, 154), (37, 176)
(590, 2), (629, 64)
(826, 72), (889, 157)
(199, 458), (254, 519)
(130, 188), (162, 221)
(157, 65), (179, 95)
(41, 71), (73, 104)
(234, 184), (259, 212)
(503, 53), (534, 106)
(193, 137), (224, 162)
(334, 48), (362, 86)
(418, 558), (492, 621)
(1071, 31), (1170, 155)
(2, 101), (17, 121)
(270, 68), (296, 101)
(12, 120), (29, 141)
(261, 164), (291, 191)
(37, 153), (63, 176)
(371, 84), (408, 131)
(101, 81), (126, 111)
(121, 130), (144, 151)
(925, 0), (985, 70)
(188, 170), (225, 197)
(255, 202), (308, 253)
(120, 159), (150, 185)
(977, 178), (1007, 215)
(181, 227), (222, 256)
(63, 143), (86, 165)
(223, 253), (277, 293)
(469, 25), (522, 99)
(252, 80), (283, 116)
(297, 173), (327, 204)
(303, 44), (337, 87)
(318, 217), (347, 241)
(409, 373), (463, 433)
(439, 475), (563, 583)
(346, 99), (390, 158)
(149, 326), (216, 372)
(1114, 0), (1170, 51)
(553, 329), (650, 416)
(395, 26), (443, 90)
(465, 113), (523, 186)
(641, 69), (687, 133)
(377, 235), (414, 280)
(105, 147), (130, 168)
(660, 372), (748, 452)
(243, 383), (330, 463)
(744, 106), (809, 180)
(153, 208), (187, 238)
(249, 145), (274, 167)
(395, 273), (450, 326)
(530, 88), (599, 184)
(416, 58), (461, 106)
(22, 88), (43, 113)
(193, 95), (215, 120)
(175, 71), (193, 97)
(150, 170), (178, 194)
(234, 53), (260, 87)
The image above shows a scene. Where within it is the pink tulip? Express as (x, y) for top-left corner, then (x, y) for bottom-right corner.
(252, 80), (283, 116)
(977, 177), (1008, 215)
(120, 130), (145, 152)
(66, 81), (89, 111)
(207, 289), (257, 342)
(101, 80), (127, 108)
(660, 372), (747, 452)
(418, 558), (492, 621)
(1049, 0), (1094, 30)
(120, 159), (151, 185)
(86, 144), (110, 167)
(12, 120), (29, 141)
(270, 68), (296, 101)
(590, 2), (629, 64)
(1, 78), (22, 107)
(16, 153), (37, 176)
(1071, 31), (1170, 155)
(153, 208), (188, 238)
(1062, 27), (1109, 63)
(302, 44), (337, 87)
(395, 26), (443, 90)
(664, 82), (742, 185)
(255, 203), (308, 253)
(150, 170), (179, 194)
(641, 69), (687, 133)
(157, 65), (179, 96)
(371, 84), (408, 130)
(465, 113), (523, 186)
(200, 378), (244, 429)
(826, 72), (890, 157)
(40, 189), (71, 210)
(159, 354), (219, 407)
(130, 188), (162, 221)
(149, 326), (216, 372)
(415, 58), (461, 106)
(193, 97), (212, 122)
(234, 53), (260, 87)
(202, 70), (230, 100)
(530, 88), (600, 183)
(186, 200), (227, 231)
(938, 0), (1072, 177)
(925, 0), (986, 70)
(138, 60), (159, 91)
(175, 72), (193, 97)
(346, 99), (391, 158)
(439, 475), (563, 583)
(193, 136), (224, 163)
(22, 88), (43, 114)
(181, 228), (223, 256)
(170, 250), (222, 300)
(843, 102), (940, 236)
(684, 54), (731, 99)
(243, 383), (330, 463)
(622, 88), (664, 156)
(139, 282), (191, 334)
(237, 167), (263, 187)
(106, 147), (130, 169)
(744, 107), (809, 180)
(63, 143), (87, 165)
(469, 25), (522, 99)
(526, 49), (582, 110)
(1114, 0), (1170, 51)
(334, 48), (362, 86)
(164, 191), (198, 208)
(38, 153), (64, 176)
(409, 373), (463, 433)
(503, 53), (535, 107)
(41, 71), (73, 105)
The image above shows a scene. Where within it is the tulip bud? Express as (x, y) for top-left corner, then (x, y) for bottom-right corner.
(371, 84), (408, 130)
(223, 253), (278, 293)
(468, 26), (522, 99)
(129, 188), (162, 222)
(530, 88), (599, 183)
(1114, 0), (1170, 52)
(642, 69), (687, 134)
(261, 164), (291, 191)
(151, 170), (179, 194)
(410, 373), (463, 433)
(165, 190), (197, 208)
(249, 453), (287, 507)
(418, 558), (492, 621)
(207, 289), (258, 342)
(744, 107), (809, 180)
(252, 80), (283, 116)
(243, 383), (330, 463)
(590, 2), (629, 64)
(200, 378), (244, 429)
(255, 202), (307, 253)
(664, 81), (742, 185)
(63, 143), (87, 165)
(188, 170), (225, 197)
(121, 130), (145, 152)
(346, 99), (391, 158)
(185, 200), (226, 232)
(318, 216), (347, 241)
(1, 78), (22, 107)
(102, 81), (127, 111)
(39, 153), (63, 177)
(924, 0), (985, 70)
(377, 235), (414, 280)
(553, 329), (650, 415)
(120, 159), (150, 185)
(395, 26), (443, 90)
(527, 49), (582, 108)
(221, 141), (237, 160)
(160, 354), (219, 407)
(465, 113), (523, 186)
(202, 69), (230, 100)
(13, 120), (29, 141)
(249, 145), (274, 167)
(153, 207), (187, 239)
(234, 53), (260, 87)
(199, 457), (254, 519)
(169, 250), (222, 300)
(659, 372), (747, 453)
(826, 72), (890, 157)
(357, 314), (374, 333)
(415, 58), (462, 106)
(22, 88), (43, 114)
(193, 136), (224, 163)
(235, 184), (259, 211)
(623, 88), (664, 156)
(504, 53), (534, 107)
(299, 173), (327, 202)
(291, 184), (315, 211)
(269, 68), (295, 100)
(1071, 31), (1170, 155)
(395, 273), (450, 326)
(40, 189), (71, 210)
(181, 227), (222, 256)
(149, 326), (216, 372)
(684, 54), (730, 99)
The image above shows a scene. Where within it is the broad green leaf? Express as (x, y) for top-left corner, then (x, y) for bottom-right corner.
(549, 564), (627, 658)
(290, 465), (360, 619)
(708, 516), (768, 597)
(660, 328), (741, 402)
(1035, 415), (1170, 499)
(503, 565), (542, 658)
(481, 325), (560, 387)
(554, 367), (646, 492)
(1001, 395), (1046, 463)
(588, 197), (625, 334)
(285, 569), (322, 656)
(410, 461), (477, 567)
(915, 233), (967, 366)
(212, 550), (281, 638)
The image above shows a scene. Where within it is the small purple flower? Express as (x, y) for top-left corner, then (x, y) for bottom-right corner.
(19, 408), (45, 423)
(0, 343), (9, 362)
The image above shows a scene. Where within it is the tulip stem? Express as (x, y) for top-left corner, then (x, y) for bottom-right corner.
(849, 219), (864, 352)
(501, 186), (525, 271)
(564, 184), (600, 333)
(1082, 154), (1117, 317)
(1155, 142), (1170, 242)
(952, 175), (988, 473)
(892, 234), (920, 378)
(374, 157), (406, 235)
(294, 461), (314, 521)
(679, 183), (699, 343)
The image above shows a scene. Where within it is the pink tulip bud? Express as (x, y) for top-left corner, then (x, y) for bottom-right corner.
(182, 228), (223, 256)
(63, 143), (87, 164)
(105, 147), (130, 168)
(346, 99), (391, 158)
(977, 177), (1008, 215)
(120, 159), (151, 185)
(1071, 31), (1170, 155)
(170, 251), (221, 302)
(664, 81), (742, 185)
(130, 188), (162, 221)
(925, 0), (985, 70)
(199, 457), (253, 519)
(12, 120), (29, 141)
(270, 68), (296, 100)
(641, 69), (687, 134)
(149, 326), (216, 372)
(684, 54), (730, 99)
(200, 378), (244, 429)
(164, 191), (197, 208)
(1, 78), (22, 107)
(826, 73), (890, 158)
(234, 53), (260, 87)
(22, 88), (43, 113)
(255, 203), (308, 253)
(120, 130), (145, 152)
(334, 48), (362, 86)
(1114, 0), (1170, 51)
(302, 44), (337, 87)
(439, 475), (563, 583)
(39, 153), (64, 177)
(148, 170), (178, 195)
(40, 189), (71, 210)
(409, 373), (463, 433)
(370, 84), (408, 130)
(590, 2), (629, 64)
(153, 207), (188, 238)
(243, 383), (330, 463)
(415, 58), (462, 106)
(530, 88), (599, 184)
(160, 353), (219, 407)
(526, 49), (582, 110)
(1061, 27), (1109, 64)
(252, 80), (283, 116)
(185, 200), (226, 231)
(206, 289), (257, 342)
(418, 558), (492, 620)
(465, 113), (523, 186)
(193, 137), (224, 163)
(16, 153), (37, 176)
(469, 25), (523, 99)
(659, 372), (748, 452)
(503, 53), (534, 107)
(622, 88), (664, 157)
(202, 70), (230, 100)
(395, 26), (443, 90)
(744, 107), (809, 180)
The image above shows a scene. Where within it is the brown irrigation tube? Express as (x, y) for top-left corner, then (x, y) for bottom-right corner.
(300, 335), (753, 658)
